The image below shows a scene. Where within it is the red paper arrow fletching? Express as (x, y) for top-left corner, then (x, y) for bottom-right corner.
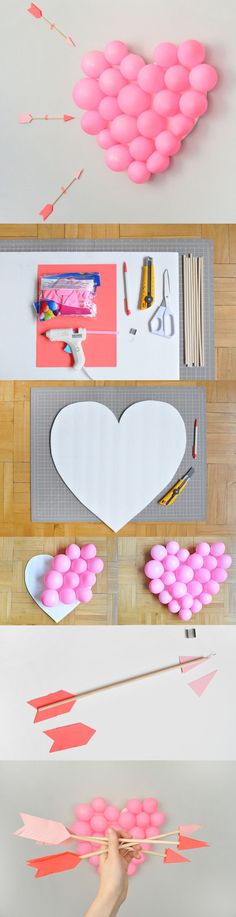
(178, 835), (209, 850)
(27, 3), (42, 17)
(28, 852), (81, 878)
(28, 690), (76, 722)
(164, 848), (190, 864)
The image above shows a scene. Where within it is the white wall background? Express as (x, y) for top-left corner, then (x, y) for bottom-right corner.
(0, 761), (235, 917)
(0, 625), (235, 760)
(0, 0), (236, 222)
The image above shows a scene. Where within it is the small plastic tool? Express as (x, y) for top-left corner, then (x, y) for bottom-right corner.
(159, 467), (195, 507)
(149, 269), (175, 337)
(139, 257), (155, 309)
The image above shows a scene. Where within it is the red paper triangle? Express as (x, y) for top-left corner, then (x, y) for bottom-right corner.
(178, 835), (209, 850)
(28, 851), (81, 878)
(44, 722), (96, 752)
(28, 690), (76, 723)
(189, 670), (217, 697)
(164, 848), (190, 864)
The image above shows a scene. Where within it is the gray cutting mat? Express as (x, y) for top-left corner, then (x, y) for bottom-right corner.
(31, 386), (207, 525)
(0, 238), (214, 380)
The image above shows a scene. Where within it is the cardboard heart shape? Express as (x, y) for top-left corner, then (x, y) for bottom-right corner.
(73, 41), (218, 183)
(50, 401), (186, 532)
(25, 555), (79, 623)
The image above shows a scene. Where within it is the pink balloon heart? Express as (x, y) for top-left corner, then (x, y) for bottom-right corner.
(70, 796), (167, 876)
(144, 542), (231, 619)
(73, 40), (218, 183)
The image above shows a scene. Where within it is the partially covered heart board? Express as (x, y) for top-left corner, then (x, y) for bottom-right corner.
(25, 543), (104, 622)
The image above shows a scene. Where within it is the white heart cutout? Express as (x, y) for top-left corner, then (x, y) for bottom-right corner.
(25, 555), (80, 623)
(50, 401), (186, 532)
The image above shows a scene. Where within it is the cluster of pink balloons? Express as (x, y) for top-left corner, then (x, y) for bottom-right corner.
(73, 39), (218, 183)
(40, 543), (104, 607)
(71, 796), (166, 877)
(144, 541), (232, 620)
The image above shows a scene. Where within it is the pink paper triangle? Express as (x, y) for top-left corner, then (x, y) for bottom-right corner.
(179, 656), (205, 674)
(179, 824), (202, 834)
(189, 670), (217, 697)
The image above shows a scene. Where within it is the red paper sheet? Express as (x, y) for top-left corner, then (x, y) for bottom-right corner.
(44, 722), (96, 752)
(36, 263), (117, 368)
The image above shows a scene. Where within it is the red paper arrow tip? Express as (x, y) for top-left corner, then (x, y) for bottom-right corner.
(164, 848), (190, 864)
(28, 852), (81, 878)
(44, 722), (96, 753)
(28, 690), (76, 723)
(64, 114), (75, 121)
(27, 3), (42, 17)
(178, 835), (209, 851)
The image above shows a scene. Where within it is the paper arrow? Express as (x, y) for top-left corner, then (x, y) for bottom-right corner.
(179, 656), (207, 674)
(28, 690), (77, 723)
(19, 113), (75, 123)
(44, 722), (96, 753)
(27, 5), (76, 45)
(28, 851), (81, 878)
(178, 835), (209, 851)
(15, 813), (72, 845)
(164, 848), (190, 864)
(39, 170), (83, 221)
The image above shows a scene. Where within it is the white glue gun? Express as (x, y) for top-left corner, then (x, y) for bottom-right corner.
(45, 327), (87, 368)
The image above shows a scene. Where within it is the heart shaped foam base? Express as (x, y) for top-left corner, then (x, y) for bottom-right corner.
(50, 401), (186, 532)
(71, 796), (166, 877)
(144, 541), (232, 620)
(25, 555), (80, 623)
(73, 40), (218, 184)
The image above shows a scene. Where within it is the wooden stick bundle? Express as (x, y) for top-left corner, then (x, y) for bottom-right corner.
(183, 255), (204, 367)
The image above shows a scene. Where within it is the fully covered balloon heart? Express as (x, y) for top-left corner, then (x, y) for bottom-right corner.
(71, 796), (166, 877)
(73, 40), (218, 183)
(144, 541), (232, 620)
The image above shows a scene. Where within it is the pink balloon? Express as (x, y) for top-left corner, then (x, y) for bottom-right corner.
(154, 89), (180, 116)
(196, 542), (210, 556)
(144, 560), (164, 579)
(104, 806), (120, 822)
(127, 799), (142, 815)
(89, 855), (100, 866)
(155, 130), (181, 156)
(120, 53), (145, 80)
(98, 129), (113, 149)
(164, 555), (179, 572)
(147, 151), (170, 174)
(148, 578), (163, 594)
(171, 582), (187, 599)
(145, 826), (158, 839)
(187, 554), (203, 570)
(168, 114), (194, 137)
(201, 592), (212, 606)
(191, 599), (202, 613)
(104, 41), (128, 66)
(119, 811), (136, 830)
(138, 64), (165, 93)
(195, 568), (210, 584)
(76, 841), (93, 855)
(150, 811), (165, 827)
(165, 65), (189, 92)
(175, 564), (193, 584)
(159, 589), (172, 604)
(99, 97), (121, 120)
(150, 544), (167, 561)
(211, 568), (228, 583)
(177, 548), (190, 562)
(180, 90), (208, 118)
(177, 40), (205, 69)
(127, 863), (137, 877)
(65, 543), (80, 560)
(137, 110), (165, 138)
(44, 570), (63, 590)
(79, 571), (96, 588)
(166, 541), (180, 554)
(111, 114), (138, 143)
(71, 558), (87, 574)
(41, 589), (59, 607)
(130, 826), (145, 839)
(162, 571), (176, 586)
(105, 144), (132, 171)
(128, 161), (151, 183)
(59, 587), (76, 604)
(99, 67), (127, 97)
(72, 78), (104, 110)
(203, 555), (217, 571)
(81, 51), (108, 78)
(136, 811), (150, 828)
(75, 803), (94, 820)
(92, 798), (106, 812)
(189, 63), (218, 92)
(188, 580), (203, 597)
(210, 542), (225, 557)
(168, 599), (180, 614)
(88, 557), (104, 574)
(80, 544), (97, 560)
(154, 43), (178, 68)
(142, 798), (157, 814)
(217, 554), (232, 569)
(91, 814), (108, 832)
(53, 554), (71, 573)
(129, 136), (155, 161)
(179, 608), (192, 621)
(180, 594), (193, 610)
(207, 580), (220, 596)
(73, 820), (93, 836)
(76, 586), (93, 603)
(63, 572), (80, 589)
(118, 84), (151, 116)
(81, 111), (107, 134)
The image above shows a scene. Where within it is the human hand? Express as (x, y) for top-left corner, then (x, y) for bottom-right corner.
(97, 827), (140, 915)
